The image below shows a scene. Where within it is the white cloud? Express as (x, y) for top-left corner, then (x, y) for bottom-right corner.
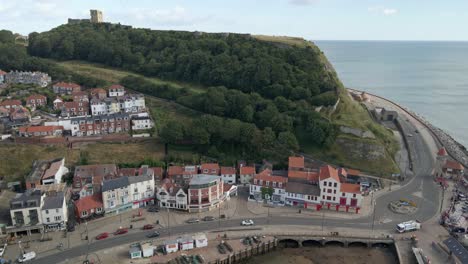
(368, 6), (398, 16)
(289, 0), (319, 6)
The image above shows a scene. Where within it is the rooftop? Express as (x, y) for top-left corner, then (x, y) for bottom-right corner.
(26, 158), (64, 183)
(220, 166), (236, 175)
(254, 169), (288, 184)
(189, 174), (220, 186)
(285, 182), (320, 196)
(42, 192), (65, 210)
(319, 165), (340, 182)
(240, 166), (255, 175)
(288, 156), (304, 169)
(340, 183), (361, 194)
(10, 189), (43, 209)
(75, 194), (103, 213)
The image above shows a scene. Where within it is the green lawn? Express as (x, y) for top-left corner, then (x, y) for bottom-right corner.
(55, 60), (206, 94)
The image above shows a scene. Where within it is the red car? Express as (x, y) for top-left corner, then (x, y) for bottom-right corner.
(142, 224), (154, 230)
(114, 228), (128, 235)
(96, 232), (109, 240)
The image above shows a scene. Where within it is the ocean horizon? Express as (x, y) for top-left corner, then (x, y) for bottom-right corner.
(315, 40), (468, 147)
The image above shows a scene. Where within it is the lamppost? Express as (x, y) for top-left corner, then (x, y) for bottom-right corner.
(371, 192), (376, 237)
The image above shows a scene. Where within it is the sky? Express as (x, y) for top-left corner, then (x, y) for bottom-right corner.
(0, 0), (467, 41)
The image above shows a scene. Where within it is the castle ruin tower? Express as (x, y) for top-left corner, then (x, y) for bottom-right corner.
(435, 147), (448, 178)
(90, 10), (103, 23)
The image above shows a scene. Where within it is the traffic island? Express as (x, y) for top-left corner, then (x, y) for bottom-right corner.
(389, 200), (418, 214)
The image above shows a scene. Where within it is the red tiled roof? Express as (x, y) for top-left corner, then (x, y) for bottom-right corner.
(240, 166), (255, 175)
(220, 166), (236, 175)
(444, 160), (464, 170)
(72, 91), (88, 97)
(109, 84), (124, 90)
(0, 70), (6, 75)
(288, 156), (304, 169)
(201, 163), (220, 171)
(288, 170), (319, 182)
(118, 168), (138, 176)
(54, 82), (80, 88)
(42, 159), (63, 179)
(167, 166), (183, 176)
(0, 99), (21, 107)
(19, 125), (63, 133)
(75, 194), (103, 213)
(319, 165), (340, 182)
(151, 167), (163, 177)
(26, 94), (47, 101)
(347, 169), (361, 176)
(438, 147), (448, 156)
(254, 169), (288, 183)
(340, 183), (361, 194)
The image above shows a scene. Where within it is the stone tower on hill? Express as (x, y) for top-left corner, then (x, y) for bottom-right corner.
(90, 10), (103, 23)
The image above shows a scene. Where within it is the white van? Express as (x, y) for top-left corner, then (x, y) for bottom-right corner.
(18, 251), (36, 262)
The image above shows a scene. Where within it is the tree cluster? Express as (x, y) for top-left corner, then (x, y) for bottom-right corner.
(27, 23), (338, 103)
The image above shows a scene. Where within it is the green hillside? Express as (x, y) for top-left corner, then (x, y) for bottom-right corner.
(0, 25), (399, 176)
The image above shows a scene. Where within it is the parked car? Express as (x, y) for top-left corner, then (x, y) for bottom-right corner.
(146, 231), (160, 238)
(96, 232), (109, 240)
(452, 227), (466, 233)
(142, 224), (154, 230)
(186, 218), (200, 224)
(0, 243), (6, 257)
(203, 216), (215, 221)
(18, 251), (36, 262)
(147, 207), (159, 213)
(114, 228), (128, 235)
(241, 219), (254, 226)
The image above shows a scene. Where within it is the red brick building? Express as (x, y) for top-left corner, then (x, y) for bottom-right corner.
(26, 94), (47, 109)
(18, 125), (63, 137)
(188, 174), (225, 212)
(74, 194), (104, 221)
(53, 82), (81, 95)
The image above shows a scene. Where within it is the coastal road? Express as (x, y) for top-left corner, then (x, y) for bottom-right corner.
(34, 95), (441, 263)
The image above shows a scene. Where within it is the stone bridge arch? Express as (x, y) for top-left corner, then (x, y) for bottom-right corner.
(324, 240), (345, 247)
(302, 239), (322, 247)
(278, 239), (300, 248)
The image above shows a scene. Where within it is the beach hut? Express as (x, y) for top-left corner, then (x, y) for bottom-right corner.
(129, 246), (142, 259)
(178, 236), (194, 251)
(193, 233), (208, 248)
(141, 243), (155, 257)
(164, 239), (179, 254)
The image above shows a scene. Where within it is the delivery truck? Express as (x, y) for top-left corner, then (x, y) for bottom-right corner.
(396, 220), (421, 233)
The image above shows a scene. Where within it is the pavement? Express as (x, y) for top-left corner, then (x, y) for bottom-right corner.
(16, 91), (447, 264)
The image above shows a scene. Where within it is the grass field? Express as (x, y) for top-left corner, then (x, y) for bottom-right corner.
(0, 141), (195, 182)
(56, 60), (205, 94)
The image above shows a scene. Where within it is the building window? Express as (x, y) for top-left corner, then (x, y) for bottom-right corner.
(273, 182), (276, 187)
(353, 194), (356, 198)
(56, 209), (59, 213)
(279, 183), (282, 188)
(54, 216), (61, 221)
(328, 182), (332, 187)
(333, 190), (336, 194)
(333, 197), (335, 201)
(342, 193), (345, 196)
(45, 210), (49, 214)
(82, 211), (88, 217)
(46, 217), (50, 222)
(334, 182), (337, 187)
(327, 189), (331, 193)
(96, 207), (102, 213)
(266, 181), (270, 186)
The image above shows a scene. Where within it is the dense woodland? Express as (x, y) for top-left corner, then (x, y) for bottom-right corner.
(0, 23), (342, 163)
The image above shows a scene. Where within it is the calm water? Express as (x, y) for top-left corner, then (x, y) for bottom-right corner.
(315, 41), (468, 147)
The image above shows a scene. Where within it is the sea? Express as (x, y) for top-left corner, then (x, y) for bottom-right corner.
(315, 41), (468, 148)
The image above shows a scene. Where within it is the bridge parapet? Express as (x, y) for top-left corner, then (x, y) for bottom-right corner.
(276, 234), (394, 248)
